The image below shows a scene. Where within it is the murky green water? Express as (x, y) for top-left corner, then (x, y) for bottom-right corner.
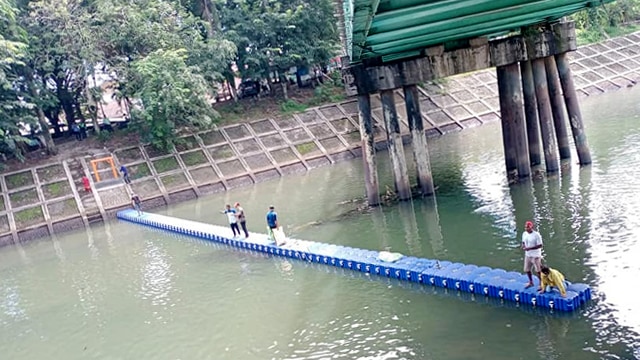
(2, 88), (640, 359)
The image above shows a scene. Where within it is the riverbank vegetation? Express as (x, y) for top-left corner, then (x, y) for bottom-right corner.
(572, 0), (640, 45)
(0, 0), (339, 164)
(1, 0), (640, 169)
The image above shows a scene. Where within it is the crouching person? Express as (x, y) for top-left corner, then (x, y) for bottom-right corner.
(539, 266), (571, 297)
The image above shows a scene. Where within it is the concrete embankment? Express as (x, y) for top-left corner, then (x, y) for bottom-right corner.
(1, 32), (640, 245)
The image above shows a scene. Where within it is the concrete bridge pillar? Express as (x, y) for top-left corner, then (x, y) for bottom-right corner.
(496, 63), (530, 178)
(545, 56), (572, 160)
(520, 60), (542, 167)
(380, 89), (412, 200)
(531, 58), (560, 173)
(555, 52), (592, 165)
(403, 84), (434, 196)
(357, 93), (380, 206)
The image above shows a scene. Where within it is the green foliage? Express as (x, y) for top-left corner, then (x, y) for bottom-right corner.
(43, 181), (70, 199)
(14, 205), (43, 225)
(217, 0), (340, 81)
(182, 151), (208, 166)
(5, 171), (33, 190)
(308, 83), (346, 106)
(129, 49), (219, 150)
(129, 163), (151, 178)
(0, 0), (341, 160)
(9, 188), (38, 208)
(153, 156), (180, 173)
(295, 142), (316, 155)
(572, 0), (640, 44)
(280, 99), (308, 114)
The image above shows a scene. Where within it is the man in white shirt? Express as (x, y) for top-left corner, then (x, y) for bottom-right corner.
(522, 220), (543, 289)
(221, 204), (240, 238)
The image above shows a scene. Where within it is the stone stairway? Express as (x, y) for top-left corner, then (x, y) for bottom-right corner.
(66, 158), (102, 223)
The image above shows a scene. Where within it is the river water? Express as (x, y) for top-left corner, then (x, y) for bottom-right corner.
(1, 88), (640, 359)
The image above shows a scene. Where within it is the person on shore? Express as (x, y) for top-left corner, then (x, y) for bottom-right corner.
(235, 202), (249, 238)
(72, 123), (81, 141)
(221, 204), (240, 238)
(81, 175), (91, 192)
(120, 165), (131, 184)
(539, 266), (570, 297)
(522, 220), (543, 289)
(266, 205), (278, 238)
(78, 121), (87, 139)
(131, 193), (142, 216)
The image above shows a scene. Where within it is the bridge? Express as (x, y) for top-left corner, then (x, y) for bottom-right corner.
(336, 0), (616, 205)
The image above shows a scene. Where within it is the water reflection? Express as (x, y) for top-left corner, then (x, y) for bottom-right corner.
(397, 202), (422, 254)
(0, 279), (28, 325)
(271, 313), (418, 360)
(139, 241), (175, 310)
(417, 197), (445, 258)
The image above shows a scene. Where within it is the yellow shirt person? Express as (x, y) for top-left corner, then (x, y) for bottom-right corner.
(539, 266), (568, 297)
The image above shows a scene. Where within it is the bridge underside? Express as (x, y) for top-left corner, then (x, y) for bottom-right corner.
(347, 0), (615, 64)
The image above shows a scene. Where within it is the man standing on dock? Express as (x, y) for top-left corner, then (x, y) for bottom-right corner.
(522, 220), (543, 289)
(235, 202), (249, 238)
(266, 205), (278, 239)
(131, 193), (142, 216)
(222, 204), (240, 238)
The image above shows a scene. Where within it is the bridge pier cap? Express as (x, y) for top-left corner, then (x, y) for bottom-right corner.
(348, 21), (577, 94)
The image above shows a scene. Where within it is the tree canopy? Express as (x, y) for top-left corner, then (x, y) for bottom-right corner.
(0, 0), (340, 163)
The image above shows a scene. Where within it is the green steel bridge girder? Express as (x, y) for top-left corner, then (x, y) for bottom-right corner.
(346, 0), (616, 64)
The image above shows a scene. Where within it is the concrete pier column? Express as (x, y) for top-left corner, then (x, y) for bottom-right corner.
(403, 84), (434, 196)
(496, 64), (530, 178)
(357, 94), (380, 206)
(380, 89), (412, 200)
(520, 60), (542, 166)
(545, 56), (572, 160)
(555, 52), (592, 165)
(531, 59), (559, 173)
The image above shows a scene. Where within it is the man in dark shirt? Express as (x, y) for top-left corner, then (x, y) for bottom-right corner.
(266, 205), (278, 238)
(131, 193), (142, 216)
(120, 165), (131, 184)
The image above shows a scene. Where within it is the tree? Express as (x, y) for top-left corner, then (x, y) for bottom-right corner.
(217, 0), (340, 97)
(129, 49), (218, 151)
(0, 0), (43, 161)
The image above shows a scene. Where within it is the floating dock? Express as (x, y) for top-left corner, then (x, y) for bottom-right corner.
(117, 209), (592, 312)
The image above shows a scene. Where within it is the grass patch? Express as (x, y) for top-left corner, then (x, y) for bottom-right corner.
(152, 157), (180, 173)
(161, 173), (188, 188)
(129, 163), (152, 179)
(5, 171), (34, 190)
(0, 196), (4, 212)
(295, 142), (317, 155)
(36, 165), (65, 181)
(199, 130), (225, 146)
(175, 136), (197, 152)
(345, 131), (362, 143)
(9, 188), (39, 208)
(14, 206), (44, 227)
(307, 84), (347, 106)
(181, 150), (208, 167)
(116, 148), (143, 163)
(210, 145), (235, 160)
(280, 99), (308, 114)
(144, 144), (172, 158)
(43, 181), (71, 199)
(47, 198), (79, 219)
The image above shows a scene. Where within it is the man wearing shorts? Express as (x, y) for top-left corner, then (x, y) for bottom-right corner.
(522, 220), (543, 289)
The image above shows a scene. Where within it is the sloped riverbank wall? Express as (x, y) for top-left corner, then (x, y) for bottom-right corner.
(2, 32), (640, 245)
